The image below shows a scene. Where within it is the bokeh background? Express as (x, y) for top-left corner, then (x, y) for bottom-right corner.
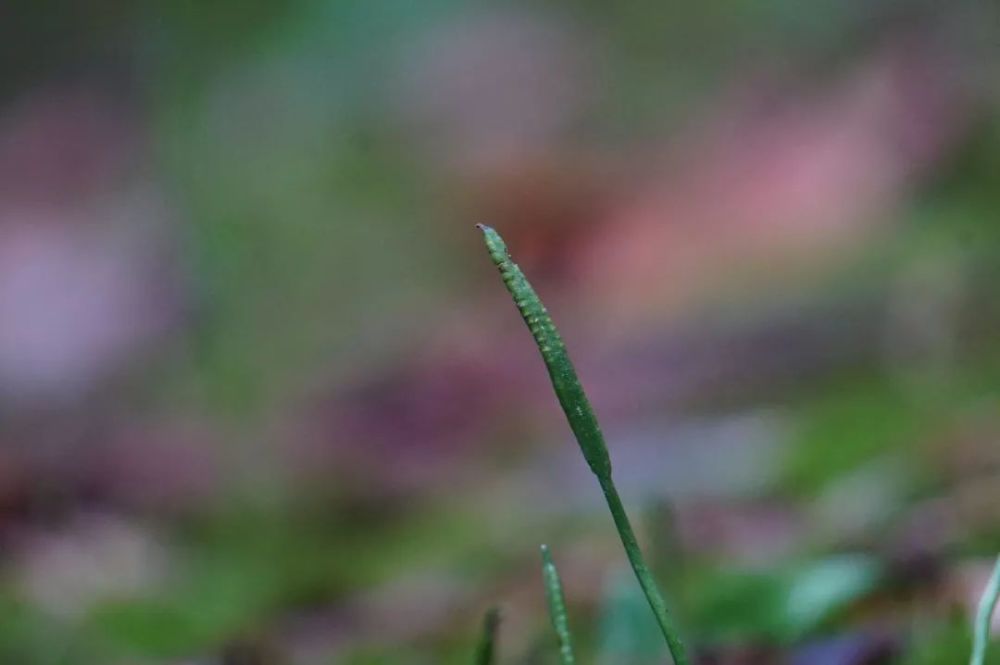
(1, 2), (999, 663)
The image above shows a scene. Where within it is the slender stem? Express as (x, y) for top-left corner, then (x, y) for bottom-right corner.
(541, 545), (577, 665)
(475, 607), (501, 665)
(971, 555), (1000, 665)
(600, 475), (689, 665)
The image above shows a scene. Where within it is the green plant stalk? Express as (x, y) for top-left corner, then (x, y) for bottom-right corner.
(541, 545), (577, 665)
(479, 224), (690, 665)
(475, 607), (501, 665)
(971, 555), (1000, 665)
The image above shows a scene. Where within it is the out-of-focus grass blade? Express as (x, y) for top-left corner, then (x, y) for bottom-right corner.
(970, 555), (1000, 665)
(474, 607), (501, 665)
(541, 545), (576, 665)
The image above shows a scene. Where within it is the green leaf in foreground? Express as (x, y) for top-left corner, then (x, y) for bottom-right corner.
(970, 555), (1000, 665)
(474, 607), (501, 665)
(541, 545), (576, 665)
(478, 224), (689, 665)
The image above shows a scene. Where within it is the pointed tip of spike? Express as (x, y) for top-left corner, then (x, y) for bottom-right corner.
(478, 224), (509, 264)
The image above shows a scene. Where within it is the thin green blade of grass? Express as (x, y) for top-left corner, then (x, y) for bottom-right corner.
(478, 224), (690, 665)
(541, 545), (577, 665)
(971, 555), (1000, 665)
(474, 607), (501, 665)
